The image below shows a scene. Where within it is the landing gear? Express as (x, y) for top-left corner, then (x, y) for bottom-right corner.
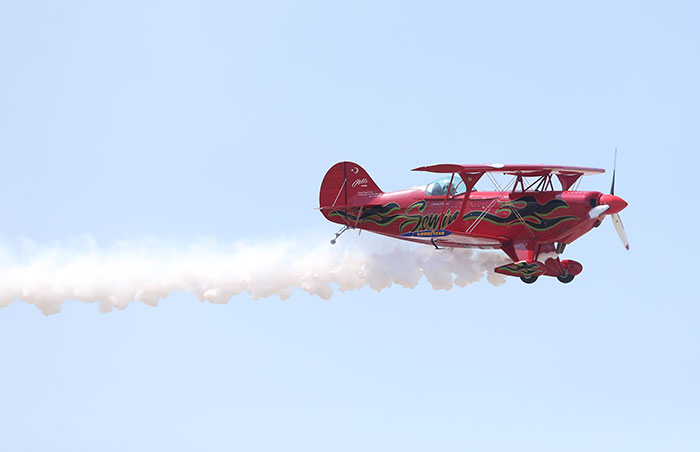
(520, 275), (538, 284)
(557, 270), (575, 284)
(330, 225), (349, 245)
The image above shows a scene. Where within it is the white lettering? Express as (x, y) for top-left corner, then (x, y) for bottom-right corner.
(352, 178), (368, 188)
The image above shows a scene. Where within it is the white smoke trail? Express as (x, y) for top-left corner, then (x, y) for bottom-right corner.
(0, 235), (509, 315)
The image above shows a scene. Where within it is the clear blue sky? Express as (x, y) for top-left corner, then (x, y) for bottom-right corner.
(1, 1), (698, 451)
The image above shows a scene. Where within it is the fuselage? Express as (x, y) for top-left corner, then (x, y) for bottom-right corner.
(324, 187), (613, 249)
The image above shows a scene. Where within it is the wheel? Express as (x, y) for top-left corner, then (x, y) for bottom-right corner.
(557, 270), (575, 283)
(520, 275), (538, 284)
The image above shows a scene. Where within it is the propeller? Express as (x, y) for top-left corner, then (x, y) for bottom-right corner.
(611, 148), (617, 196)
(611, 213), (629, 250)
(608, 148), (629, 250)
(586, 149), (629, 249)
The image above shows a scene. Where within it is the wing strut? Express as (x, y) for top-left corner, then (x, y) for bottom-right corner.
(464, 175), (515, 235)
(457, 171), (485, 214)
(509, 202), (538, 240)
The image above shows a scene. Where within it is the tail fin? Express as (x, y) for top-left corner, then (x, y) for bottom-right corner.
(319, 161), (383, 210)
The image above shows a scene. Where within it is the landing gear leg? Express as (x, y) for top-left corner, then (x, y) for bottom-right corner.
(557, 270), (575, 283)
(330, 225), (349, 245)
(520, 275), (538, 284)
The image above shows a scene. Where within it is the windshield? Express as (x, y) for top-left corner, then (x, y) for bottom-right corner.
(425, 175), (466, 197)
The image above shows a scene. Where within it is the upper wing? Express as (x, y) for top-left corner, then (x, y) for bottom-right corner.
(412, 163), (605, 176)
(412, 164), (605, 191)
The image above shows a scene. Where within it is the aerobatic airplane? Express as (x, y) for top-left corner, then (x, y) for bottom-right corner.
(319, 158), (628, 284)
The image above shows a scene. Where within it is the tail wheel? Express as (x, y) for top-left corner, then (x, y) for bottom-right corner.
(520, 275), (538, 284)
(557, 270), (575, 284)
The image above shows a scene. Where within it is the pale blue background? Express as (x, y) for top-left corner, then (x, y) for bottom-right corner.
(1, 1), (698, 451)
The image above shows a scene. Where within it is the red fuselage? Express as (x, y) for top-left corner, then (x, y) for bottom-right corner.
(323, 188), (618, 251)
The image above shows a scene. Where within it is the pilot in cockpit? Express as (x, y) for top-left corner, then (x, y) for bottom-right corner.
(425, 176), (464, 197)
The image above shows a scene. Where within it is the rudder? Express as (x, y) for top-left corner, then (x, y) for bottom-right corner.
(319, 161), (383, 209)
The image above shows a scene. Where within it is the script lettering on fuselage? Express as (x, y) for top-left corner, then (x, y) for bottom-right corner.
(400, 201), (460, 232)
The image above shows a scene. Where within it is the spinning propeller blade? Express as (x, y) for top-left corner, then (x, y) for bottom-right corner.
(607, 148), (629, 250)
(611, 148), (617, 196)
(611, 213), (629, 250)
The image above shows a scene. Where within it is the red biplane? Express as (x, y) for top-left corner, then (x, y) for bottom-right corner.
(319, 159), (628, 283)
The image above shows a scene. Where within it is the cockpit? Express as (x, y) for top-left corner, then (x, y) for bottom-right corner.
(424, 176), (467, 197)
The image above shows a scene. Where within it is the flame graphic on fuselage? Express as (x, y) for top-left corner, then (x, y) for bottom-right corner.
(463, 195), (578, 231)
(329, 201), (460, 234)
